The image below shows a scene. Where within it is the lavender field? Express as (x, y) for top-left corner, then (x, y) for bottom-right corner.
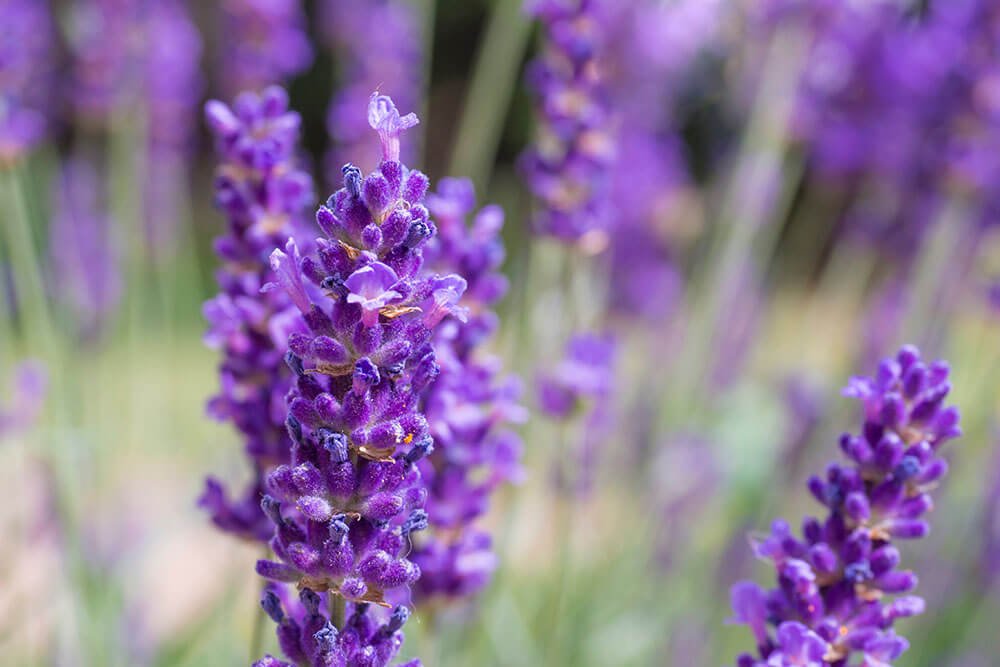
(2, 1), (1000, 665)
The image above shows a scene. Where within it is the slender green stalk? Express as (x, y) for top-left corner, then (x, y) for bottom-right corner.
(447, 0), (533, 191)
(329, 594), (346, 631)
(1, 164), (57, 355)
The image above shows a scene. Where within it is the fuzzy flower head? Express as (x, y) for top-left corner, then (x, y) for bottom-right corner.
(368, 93), (419, 163)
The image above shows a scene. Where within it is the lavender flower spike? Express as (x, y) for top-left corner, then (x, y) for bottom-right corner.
(253, 93), (474, 665)
(199, 86), (314, 542)
(729, 345), (961, 666)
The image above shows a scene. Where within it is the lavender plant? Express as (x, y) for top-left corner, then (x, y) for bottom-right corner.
(730, 345), (961, 666)
(250, 94), (478, 666)
(199, 86), (314, 542)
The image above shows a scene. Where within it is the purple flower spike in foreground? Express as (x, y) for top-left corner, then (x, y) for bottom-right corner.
(730, 345), (961, 666)
(521, 0), (617, 247)
(252, 93), (490, 666)
(199, 86), (314, 542)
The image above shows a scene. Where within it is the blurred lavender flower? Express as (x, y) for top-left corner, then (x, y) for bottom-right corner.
(322, 0), (423, 177)
(0, 361), (47, 436)
(730, 345), (961, 666)
(49, 159), (122, 340)
(253, 93), (475, 664)
(68, 0), (204, 259)
(142, 0), (204, 259)
(521, 0), (617, 247)
(413, 178), (525, 599)
(0, 0), (56, 162)
(218, 0), (313, 98)
(199, 86), (314, 542)
(538, 333), (616, 495)
(538, 333), (615, 419)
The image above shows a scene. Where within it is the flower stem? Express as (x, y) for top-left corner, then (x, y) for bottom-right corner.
(329, 593), (346, 630)
(447, 0), (533, 191)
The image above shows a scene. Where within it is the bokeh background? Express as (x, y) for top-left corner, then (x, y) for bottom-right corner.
(2, 0), (1000, 665)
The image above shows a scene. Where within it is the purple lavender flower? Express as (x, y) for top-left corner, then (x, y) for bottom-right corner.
(217, 0), (313, 98)
(49, 159), (122, 340)
(199, 86), (315, 542)
(730, 345), (961, 666)
(0, 361), (47, 436)
(0, 0), (56, 162)
(253, 589), (419, 667)
(521, 0), (617, 246)
(321, 0), (423, 176)
(538, 333), (616, 419)
(411, 178), (525, 600)
(252, 93), (471, 664)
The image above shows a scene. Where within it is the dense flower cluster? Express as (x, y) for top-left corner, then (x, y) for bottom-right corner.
(0, 0), (56, 162)
(253, 93), (470, 665)
(322, 0), (423, 176)
(49, 159), (122, 340)
(218, 0), (314, 98)
(199, 86), (315, 542)
(731, 345), (961, 666)
(521, 0), (616, 245)
(412, 178), (525, 599)
(254, 588), (418, 667)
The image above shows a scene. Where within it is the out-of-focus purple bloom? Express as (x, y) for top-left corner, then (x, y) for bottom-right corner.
(49, 159), (122, 340)
(521, 0), (617, 246)
(142, 0), (204, 260)
(322, 0), (423, 176)
(0, 0), (56, 163)
(217, 0), (313, 98)
(731, 345), (960, 666)
(538, 333), (616, 419)
(67, 0), (204, 259)
(0, 361), (47, 436)
(199, 86), (314, 542)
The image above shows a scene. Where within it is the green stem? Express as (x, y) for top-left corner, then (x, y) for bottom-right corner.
(329, 593), (346, 631)
(446, 0), (533, 190)
(1, 164), (57, 355)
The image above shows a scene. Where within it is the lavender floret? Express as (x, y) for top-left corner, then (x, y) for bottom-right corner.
(730, 345), (961, 666)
